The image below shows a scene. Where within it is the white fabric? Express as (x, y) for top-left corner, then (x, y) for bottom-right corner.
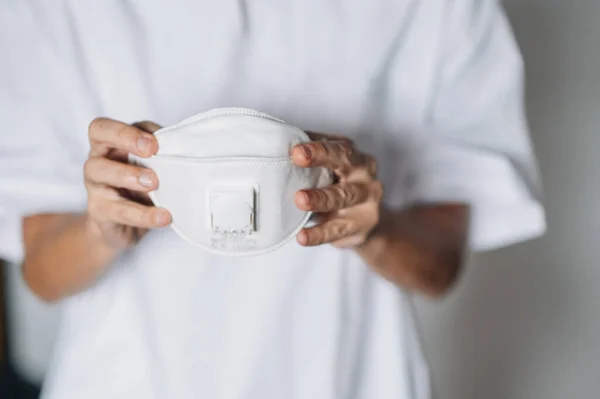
(132, 108), (332, 256)
(0, 1), (545, 398)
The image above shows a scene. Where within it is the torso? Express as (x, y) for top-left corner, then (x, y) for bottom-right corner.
(3, 1), (446, 398)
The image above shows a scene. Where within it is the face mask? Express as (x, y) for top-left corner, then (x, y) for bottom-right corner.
(130, 108), (332, 256)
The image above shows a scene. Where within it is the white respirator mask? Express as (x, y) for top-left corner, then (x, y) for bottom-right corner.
(130, 108), (332, 256)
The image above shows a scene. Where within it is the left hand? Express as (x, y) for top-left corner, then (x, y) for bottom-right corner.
(291, 132), (384, 248)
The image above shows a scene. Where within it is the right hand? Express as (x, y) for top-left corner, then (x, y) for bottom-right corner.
(84, 118), (172, 249)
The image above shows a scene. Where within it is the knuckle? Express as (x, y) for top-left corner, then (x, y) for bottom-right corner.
(319, 142), (331, 156)
(116, 164), (134, 185)
(108, 201), (123, 220)
(332, 222), (351, 238)
(326, 188), (340, 209)
(341, 144), (354, 163)
(317, 227), (330, 244)
(303, 190), (317, 209)
(116, 124), (135, 144)
(355, 183), (367, 202)
(317, 230), (329, 245)
(83, 158), (95, 178)
(130, 207), (145, 226)
(110, 201), (131, 224)
(371, 181), (384, 200)
(369, 156), (378, 176)
(308, 143), (326, 165)
(338, 165), (352, 176)
(314, 189), (329, 209)
(341, 136), (355, 147)
(88, 117), (106, 138)
(335, 184), (347, 201)
(355, 234), (368, 245)
(362, 154), (377, 174)
(121, 125), (144, 153)
(370, 206), (381, 227)
(343, 185), (357, 206)
(87, 198), (104, 219)
(145, 208), (159, 226)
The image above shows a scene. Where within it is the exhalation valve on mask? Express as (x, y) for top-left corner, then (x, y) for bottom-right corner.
(129, 108), (332, 256)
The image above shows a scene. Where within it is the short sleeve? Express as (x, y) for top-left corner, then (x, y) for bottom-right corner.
(404, 0), (546, 251)
(0, 135), (87, 264)
(0, 5), (88, 263)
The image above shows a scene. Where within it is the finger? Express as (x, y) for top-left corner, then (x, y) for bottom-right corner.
(331, 234), (369, 249)
(291, 141), (369, 176)
(350, 154), (377, 179)
(91, 198), (171, 228)
(86, 183), (153, 209)
(117, 187), (153, 207)
(291, 139), (352, 169)
(88, 117), (158, 158)
(84, 157), (158, 192)
(297, 218), (360, 246)
(105, 121), (162, 163)
(305, 131), (354, 146)
(295, 182), (374, 212)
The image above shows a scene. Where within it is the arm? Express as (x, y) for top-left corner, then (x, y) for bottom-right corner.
(22, 214), (117, 302)
(21, 120), (171, 303)
(356, 204), (469, 297)
(291, 138), (467, 298)
(292, 2), (545, 296)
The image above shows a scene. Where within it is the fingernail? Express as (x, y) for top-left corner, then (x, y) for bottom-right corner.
(137, 135), (152, 153)
(155, 211), (170, 226)
(297, 191), (310, 206)
(300, 145), (312, 160)
(297, 230), (308, 246)
(138, 171), (154, 187)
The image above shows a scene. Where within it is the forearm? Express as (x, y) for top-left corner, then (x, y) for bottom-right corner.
(356, 204), (470, 297)
(22, 213), (120, 302)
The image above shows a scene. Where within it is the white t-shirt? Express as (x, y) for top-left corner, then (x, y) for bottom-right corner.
(0, 1), (545, 398)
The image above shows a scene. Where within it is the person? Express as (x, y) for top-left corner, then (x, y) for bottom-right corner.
(0, 1), (546, 398)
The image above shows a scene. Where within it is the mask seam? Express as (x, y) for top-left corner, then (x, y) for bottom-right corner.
(155, 108), (286, 138)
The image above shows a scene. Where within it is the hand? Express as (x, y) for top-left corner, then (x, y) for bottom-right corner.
(84, 118), (172, 249)
(291, 133), (384, 248)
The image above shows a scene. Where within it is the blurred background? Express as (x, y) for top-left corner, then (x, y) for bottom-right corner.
(1, 1), (599, 398)
(416, 1), (600, 398)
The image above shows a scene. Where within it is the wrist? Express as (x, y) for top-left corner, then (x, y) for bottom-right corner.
(354, 207), (394, 265)
(83, 215), (124, 259)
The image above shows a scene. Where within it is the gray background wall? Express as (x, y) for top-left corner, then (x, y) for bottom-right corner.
(5, 0), (600, 397)
(416, 1), (600, 398)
